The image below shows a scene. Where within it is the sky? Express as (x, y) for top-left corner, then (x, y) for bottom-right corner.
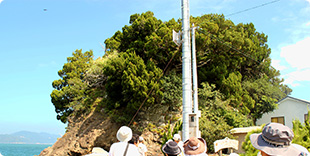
(0, 0), (310, 135)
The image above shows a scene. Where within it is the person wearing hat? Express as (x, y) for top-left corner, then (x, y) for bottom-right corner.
(138, 136), (148, 156)
(250, 122), (304, 156)
(162, 140), (182, 156)
(108, 126), (140, 156)
(183, 137), (208, 156)
(173, 134), (184, 152)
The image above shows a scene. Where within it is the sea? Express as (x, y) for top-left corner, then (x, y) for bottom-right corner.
(0, 144), (52, 156)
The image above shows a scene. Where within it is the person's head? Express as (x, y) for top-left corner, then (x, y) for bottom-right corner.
(183, 137), (207, 155)
(250, 122), (302, 156)
(129, 134), (139, 145)
(173, 134), (181, 143)
(162, 141), (182, 156)
(139, 136), (144, 143)
(116, 126), (132, 142)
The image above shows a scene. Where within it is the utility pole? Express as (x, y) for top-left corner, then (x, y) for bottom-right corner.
(192, 24), (200, 137)
(181, 0), (191, 142)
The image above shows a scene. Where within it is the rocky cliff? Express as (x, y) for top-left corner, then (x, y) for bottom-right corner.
(39, 104), (181, 156)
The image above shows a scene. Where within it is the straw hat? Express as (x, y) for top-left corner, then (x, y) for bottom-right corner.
(183, 137), (207, 155)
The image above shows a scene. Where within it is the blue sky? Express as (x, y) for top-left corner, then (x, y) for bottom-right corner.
(0, 0), (309, 135)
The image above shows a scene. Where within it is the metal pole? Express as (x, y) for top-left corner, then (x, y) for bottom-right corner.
(181, 0), (191, 142)
(192, 24), (199, 137)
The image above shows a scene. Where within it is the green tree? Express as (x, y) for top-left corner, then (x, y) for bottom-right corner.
(191, 14), (291, 122)
(242, 77), (286, 123)
(199, 82), (252, 152)
(105, 11), (182, 72)
(102, 51), (163, 123)
(51, 49), (93, 123)
(50, 11), (292, 137)
(160, 71), (182, 111)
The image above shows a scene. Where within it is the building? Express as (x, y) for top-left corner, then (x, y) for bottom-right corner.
(230, 126), (261, 153)
(256, 96), (310, 129)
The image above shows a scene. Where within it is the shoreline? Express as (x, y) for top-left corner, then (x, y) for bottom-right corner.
(0, 142), (54, 145)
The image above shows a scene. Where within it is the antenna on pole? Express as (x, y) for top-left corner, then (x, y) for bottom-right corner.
(172, 30), (182, 46)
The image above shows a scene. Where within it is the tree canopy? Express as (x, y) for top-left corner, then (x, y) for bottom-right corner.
(51, 11), (291, 141)
(51, 49), (93, 123)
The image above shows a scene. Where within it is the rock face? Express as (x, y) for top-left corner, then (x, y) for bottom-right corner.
(39, 104), (180, 156)
(39, 110), (120, 156)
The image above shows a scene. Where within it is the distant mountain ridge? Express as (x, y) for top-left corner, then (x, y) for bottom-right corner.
(0, 131), (60, 144)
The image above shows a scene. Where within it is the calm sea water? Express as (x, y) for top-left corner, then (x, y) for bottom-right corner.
(0, 144), (51, 156)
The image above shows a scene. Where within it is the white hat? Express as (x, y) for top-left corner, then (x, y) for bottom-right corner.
(173, 134), (181, 141)
(91, 147), (108, 154)
(116, 126), (132, 142)
(139, 136), (144, 141)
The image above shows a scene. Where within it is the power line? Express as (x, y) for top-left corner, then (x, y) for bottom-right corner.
(226, 0), (280, 17)
(195, 0), (282, 64)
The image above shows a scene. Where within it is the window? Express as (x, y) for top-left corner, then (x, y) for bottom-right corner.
(271, 116), (285, 125)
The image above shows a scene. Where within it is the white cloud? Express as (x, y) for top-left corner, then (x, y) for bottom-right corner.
(0, 0), (3, 4)
(279, 37), (310, 86)
(283, 69), (310, 87)
(271, 60), (287, 71)
(280, 37), (310, 70)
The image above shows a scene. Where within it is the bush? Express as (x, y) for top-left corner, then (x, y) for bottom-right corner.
(292, 117), (310, 151)
(199, 82), (252, 152)
(240, 127), (262, 156)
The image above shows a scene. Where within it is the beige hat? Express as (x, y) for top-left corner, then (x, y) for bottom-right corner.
(116, 126), (132, 142)
(183, 137), (207, 155)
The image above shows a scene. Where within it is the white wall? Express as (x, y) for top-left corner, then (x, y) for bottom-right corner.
(256, 97), (309, 129)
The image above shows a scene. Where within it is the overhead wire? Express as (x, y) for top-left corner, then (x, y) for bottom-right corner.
(225, 0), (280, 17)
(193, 0), (281, 64)
(197, 0), (303, 85)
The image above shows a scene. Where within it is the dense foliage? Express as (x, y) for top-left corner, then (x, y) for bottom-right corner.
(51, 11), (291, 148)
(102, 51), (163, 122)
(199, 82), (252, 152)
(292, 116), (310, 151)
(51, 49), (93, 123)
(240, 127), (262, 156)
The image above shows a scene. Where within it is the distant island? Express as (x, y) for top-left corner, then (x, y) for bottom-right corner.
(0, 131), (60, 144)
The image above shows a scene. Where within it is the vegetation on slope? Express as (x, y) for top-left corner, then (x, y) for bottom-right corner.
(50, 11), (291, 150)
